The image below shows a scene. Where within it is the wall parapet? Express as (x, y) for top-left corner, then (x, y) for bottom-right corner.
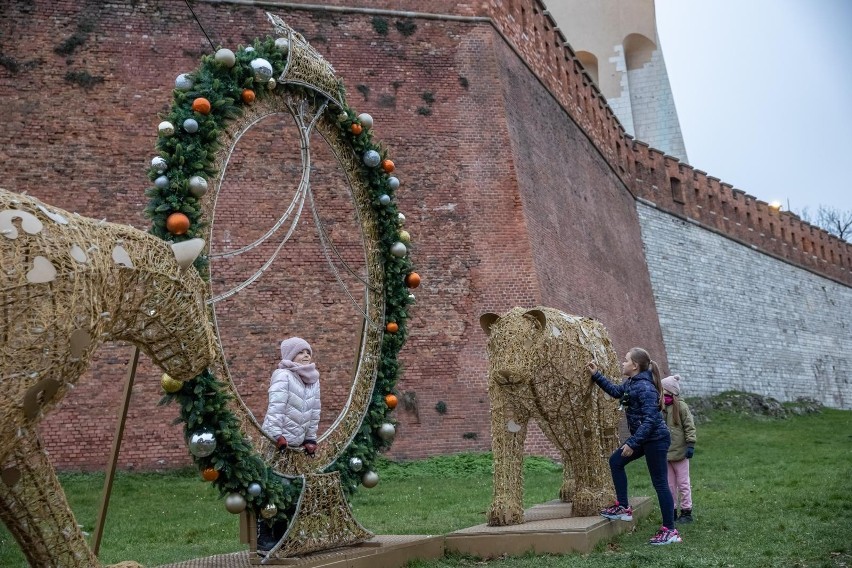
(482, 0), (851, 286)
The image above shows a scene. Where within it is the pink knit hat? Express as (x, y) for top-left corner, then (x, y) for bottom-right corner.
(661, 374), (682, 396)
(279, 337), (312, 363)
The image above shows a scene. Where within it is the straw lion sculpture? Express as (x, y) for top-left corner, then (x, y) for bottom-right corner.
(0, 187), (216, 567)
(480, 306), (622, 525)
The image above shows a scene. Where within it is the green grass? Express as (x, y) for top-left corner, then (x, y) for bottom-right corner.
(1, 410), (850, 567)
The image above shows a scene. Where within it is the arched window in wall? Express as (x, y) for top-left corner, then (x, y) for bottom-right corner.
(623, 33), (656, 71)
(576, 51), (599, 86)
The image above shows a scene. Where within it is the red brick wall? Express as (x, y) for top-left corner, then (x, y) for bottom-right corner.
(1, 1), (843, 471)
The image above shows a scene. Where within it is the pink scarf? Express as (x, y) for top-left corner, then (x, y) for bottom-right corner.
(278, 359), (319, 384)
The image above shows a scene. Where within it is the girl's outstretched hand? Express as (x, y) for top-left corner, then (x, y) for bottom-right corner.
(586, 361), (598, 376)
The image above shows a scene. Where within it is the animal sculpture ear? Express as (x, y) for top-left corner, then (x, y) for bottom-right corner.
(171, 238), (206, 271)
(479, 313), (500, 336)
(525, 309), (547, 331)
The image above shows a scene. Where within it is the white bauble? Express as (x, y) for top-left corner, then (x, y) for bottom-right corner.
(363, 150), (381, 168)
(378, 194), (391, 206)
(275, 37), (290, 53)
(361, 471), (379, 488)
(250, 58), (273, 82)
(182, 118), (199, 133)
(151, 156), (168, 173)
(378, 423), (396, 441)
(357, 113), (373, 129)
(215, 48), (236, 68)
(390, 242), (407, 258)
(224, 493), (247, 514)
(158, 121), (175, 137)
(154, 175), (169, 189)
(175, 73), (193, 91)
(188, 176), (209, 198)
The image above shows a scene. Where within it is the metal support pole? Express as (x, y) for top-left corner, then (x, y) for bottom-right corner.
(92, 346), (140, 556)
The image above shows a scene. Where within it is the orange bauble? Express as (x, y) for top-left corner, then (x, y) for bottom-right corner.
(166, 212), (190, 235)
(241, 89), (256, 104)
(381, 159), (395, 173)
(201, 468), (219, 482)
(386, 322), (399, 333)
(385, 394), (398, 410)
(405, 272), (421, 288)
(350, 123), (363, 135)
(191, 97), (211, 115)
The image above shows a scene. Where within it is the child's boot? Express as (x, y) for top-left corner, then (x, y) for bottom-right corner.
(678, 508), (693, 523)
(257, 521), (278, 554)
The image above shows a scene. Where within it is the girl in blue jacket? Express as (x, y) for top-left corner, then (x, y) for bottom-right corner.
(587, 347), (681, 545)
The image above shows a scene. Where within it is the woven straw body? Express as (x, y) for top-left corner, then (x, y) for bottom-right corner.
(0, 187), (215, 567)
(482, 307), (621, 525)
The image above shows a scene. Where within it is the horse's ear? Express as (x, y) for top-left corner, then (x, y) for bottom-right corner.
(525, 309), (547, 331)
(171, 238), (205, 271)
(479, 313), (500, 336)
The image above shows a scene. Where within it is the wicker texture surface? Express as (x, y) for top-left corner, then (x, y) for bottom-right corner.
(482, 307), (621, 525)
(0, 187), (216, 567)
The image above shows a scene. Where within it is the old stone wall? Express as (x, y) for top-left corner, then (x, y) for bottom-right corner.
(637, 201), (851, 409)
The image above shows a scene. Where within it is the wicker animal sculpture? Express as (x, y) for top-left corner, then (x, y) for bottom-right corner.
(0, 187), (216, 567)
(480, 307), (622, 525)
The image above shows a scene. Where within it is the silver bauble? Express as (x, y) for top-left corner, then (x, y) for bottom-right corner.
(378, 194), (391, 206)
(390, 242), (407, 258)
(175, 73), (193, 91)
(357, 113), (373, 129)
(387, 176), (400, 190)
(267, 78), (277, 90)
(224, 492), (247, 514)
(274, 37), (290, 53)
(349, 457), (363, 472)
(158, 121), (175, 137)
(182, 118), (199, 133)
(247, 482), (262, 497)
(363, 150), (381, 168)
(398, 212), (406, 224)
(154, 175), (169, 189)
(361, 471), (379, 488)
(408, 293), (416, 303)
(338, 112), (349, 122)
(188, 176), (209, 198)
(188, 430), (216, 457)
(250, 58), (273, 82)
(378, 423), (396, 441)
(214, 48), (236, 68)
(244, 46), (255, 53)
(151, 156), (168, 173)
(260, 503), (278, 519)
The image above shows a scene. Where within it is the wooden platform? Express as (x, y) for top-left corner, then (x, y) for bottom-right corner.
(156, 497), (652, 567)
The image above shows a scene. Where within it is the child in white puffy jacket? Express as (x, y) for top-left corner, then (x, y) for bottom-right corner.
(261, 337), (321, 457)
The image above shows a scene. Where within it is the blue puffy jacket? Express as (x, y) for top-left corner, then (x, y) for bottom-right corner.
(592, 369), (669, 449)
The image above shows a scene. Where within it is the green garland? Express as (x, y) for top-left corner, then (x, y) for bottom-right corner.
(147, 36), (415, 528)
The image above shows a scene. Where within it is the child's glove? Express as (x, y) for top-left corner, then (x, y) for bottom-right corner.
(685, 446), (694, 459)
(302, 440), (317, 457)
(276, 436), (288, 453)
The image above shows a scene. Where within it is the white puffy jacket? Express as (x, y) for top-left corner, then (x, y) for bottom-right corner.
(261, 368), (321, 446)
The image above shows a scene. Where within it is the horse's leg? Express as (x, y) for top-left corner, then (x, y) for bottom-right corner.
(0, 428), (102, 568)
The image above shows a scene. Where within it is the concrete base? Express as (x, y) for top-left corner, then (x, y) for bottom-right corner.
(156, 497), (653, 567)
(445, 496), (652, 558)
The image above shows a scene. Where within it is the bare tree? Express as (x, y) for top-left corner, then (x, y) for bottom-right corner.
(814, 206), (852, 242)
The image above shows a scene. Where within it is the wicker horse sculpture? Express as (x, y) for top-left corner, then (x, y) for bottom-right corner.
(0, 187), (216, 567)
(480, 307), (622, 525)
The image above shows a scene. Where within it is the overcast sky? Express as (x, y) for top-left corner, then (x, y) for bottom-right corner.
(654, 0), (851, 215)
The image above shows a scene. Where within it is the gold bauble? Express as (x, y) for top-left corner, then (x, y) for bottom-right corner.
(161, 373), (182, 393)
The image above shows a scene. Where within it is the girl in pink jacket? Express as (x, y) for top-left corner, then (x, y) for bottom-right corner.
(261, 337), (321, 457)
